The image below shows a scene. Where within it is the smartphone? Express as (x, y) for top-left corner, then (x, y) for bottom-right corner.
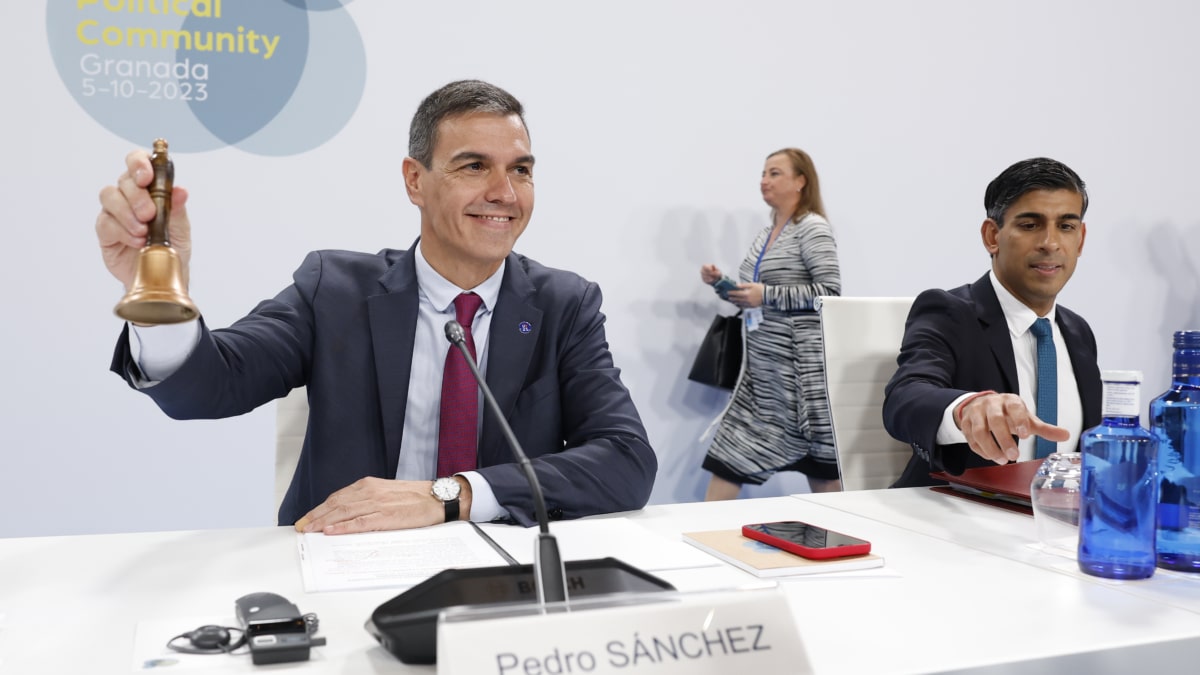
(713, 276), (738, 293)
(742, 521), (871, 559)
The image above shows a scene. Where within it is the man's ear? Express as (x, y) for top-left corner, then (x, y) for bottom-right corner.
(981, 218), (1001, 257)
(401, 156), (424, 208)
(1077, 221), (1087, 256)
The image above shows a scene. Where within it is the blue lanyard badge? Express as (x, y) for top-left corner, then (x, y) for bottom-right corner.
(752, 237), (770, 283)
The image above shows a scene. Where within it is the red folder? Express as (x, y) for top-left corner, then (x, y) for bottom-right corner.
(929, 459), (1042, 516)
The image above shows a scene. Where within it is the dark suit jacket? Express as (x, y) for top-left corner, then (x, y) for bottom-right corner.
(883, 274), (1102, 488)
(112, 246), (657, 526)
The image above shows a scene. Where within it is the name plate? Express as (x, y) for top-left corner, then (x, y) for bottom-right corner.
(436, 587), (809, 675)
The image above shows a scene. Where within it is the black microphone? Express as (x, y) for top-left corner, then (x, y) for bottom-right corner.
(365, 322), (675, 665)
(442, 319), (568, 606)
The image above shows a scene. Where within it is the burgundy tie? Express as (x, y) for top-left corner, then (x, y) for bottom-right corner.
(437, 292), (484, 476)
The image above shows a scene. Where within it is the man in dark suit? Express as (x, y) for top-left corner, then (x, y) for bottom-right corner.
(884, 158), (1102, 488)
(96, 80), (656, 532)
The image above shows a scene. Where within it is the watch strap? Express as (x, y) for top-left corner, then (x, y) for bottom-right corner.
(443, 497), (460, 523)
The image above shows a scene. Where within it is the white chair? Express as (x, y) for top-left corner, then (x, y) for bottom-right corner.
(816, 296), (915, 491)
(274, 386), (309, 515)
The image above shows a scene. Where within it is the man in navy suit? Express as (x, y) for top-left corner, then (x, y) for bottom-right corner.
(884, 158), (1102, 488)
(96, 80), (656, 532)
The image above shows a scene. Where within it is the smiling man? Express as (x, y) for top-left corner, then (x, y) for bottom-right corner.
(883, 158), (1101, 487)
(98, 80), (656, 531)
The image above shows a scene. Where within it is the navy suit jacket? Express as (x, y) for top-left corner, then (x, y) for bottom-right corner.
(112, 245), (657, 526)
(883, 274), (1102, 488)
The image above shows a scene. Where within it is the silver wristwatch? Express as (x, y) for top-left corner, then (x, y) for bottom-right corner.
(431, 477), (461, 523)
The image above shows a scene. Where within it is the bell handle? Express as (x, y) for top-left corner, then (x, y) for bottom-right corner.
(148, 138), (174, 247)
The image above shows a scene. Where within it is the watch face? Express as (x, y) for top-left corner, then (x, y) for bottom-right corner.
(432, 477), (460, 501)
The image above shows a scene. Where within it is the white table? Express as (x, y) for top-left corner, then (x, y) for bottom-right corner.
(794, 487), (1200, 616)
(4, 490), (1200, 674)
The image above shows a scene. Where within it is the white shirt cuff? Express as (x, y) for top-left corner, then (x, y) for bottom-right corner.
(128, 320), (201, 387)
(459, 471), (506, 522)
(936, 392), (974, 446)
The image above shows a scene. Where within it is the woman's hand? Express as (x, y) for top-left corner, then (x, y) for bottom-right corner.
(700, 264), (721, 284)
(727, 283), (764, 308)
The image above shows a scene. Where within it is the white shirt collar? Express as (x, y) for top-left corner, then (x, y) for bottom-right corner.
(414, 241), (505, 314)
(988, 269), (1057, 337)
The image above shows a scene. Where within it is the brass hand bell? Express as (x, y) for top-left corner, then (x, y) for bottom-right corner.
(114, 139), (199, 325)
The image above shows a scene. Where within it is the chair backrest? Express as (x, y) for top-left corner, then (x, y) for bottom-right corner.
(274, 386), (309, 516)
(817, 296), (915, 491)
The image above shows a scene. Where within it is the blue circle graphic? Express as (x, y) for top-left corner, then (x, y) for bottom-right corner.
(180, 3), (308, 146)
(284, 0), (355, 11)
(238, 6), (366, 156)
(46, 0), (365, 156)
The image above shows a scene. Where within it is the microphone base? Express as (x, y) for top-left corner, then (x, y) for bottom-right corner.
(365, 557), (676, 665)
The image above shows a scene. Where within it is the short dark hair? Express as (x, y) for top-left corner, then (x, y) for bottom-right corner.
(408, 80), (527, 168)
(984, 158), (1088, 224)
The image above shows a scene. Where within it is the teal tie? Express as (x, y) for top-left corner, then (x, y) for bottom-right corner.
(1030, 318), (1058, 459)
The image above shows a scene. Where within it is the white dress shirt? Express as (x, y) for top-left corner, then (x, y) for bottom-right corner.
(935, 270), (1083, 461)
(128, 243), (508, 521)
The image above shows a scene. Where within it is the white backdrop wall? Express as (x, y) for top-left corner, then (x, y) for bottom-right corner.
(4, 1), (1198, 537)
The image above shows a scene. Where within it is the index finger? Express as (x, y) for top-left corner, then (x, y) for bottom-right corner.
(297, 501), (363, 533)
(294, 505), (326, 532)
(294, 479), (373, 532)
(294, 491), (345, 532)
(1000, 396), (1040, 438)
(1028, 417), (1070, 443)
(124, 149), (153, 188)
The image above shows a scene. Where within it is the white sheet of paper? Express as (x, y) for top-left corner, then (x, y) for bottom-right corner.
(297, 521), (510, 592)
(476, 518), (719, 572)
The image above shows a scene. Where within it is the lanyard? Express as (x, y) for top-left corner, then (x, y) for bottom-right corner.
(753, 224), (783, 282)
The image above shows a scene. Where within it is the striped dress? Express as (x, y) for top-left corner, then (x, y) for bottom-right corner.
(703, 213), (842, 484)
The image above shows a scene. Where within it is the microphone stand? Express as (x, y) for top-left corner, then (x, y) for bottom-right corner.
(364, 323), (674, 665)
(444, 320), (569, 606)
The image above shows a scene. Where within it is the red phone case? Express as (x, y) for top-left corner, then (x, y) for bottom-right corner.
(741, 523), (871, 559)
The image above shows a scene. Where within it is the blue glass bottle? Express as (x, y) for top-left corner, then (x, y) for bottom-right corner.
(1151, 330), (1200, 572)
(1077, 370), (1158, 580)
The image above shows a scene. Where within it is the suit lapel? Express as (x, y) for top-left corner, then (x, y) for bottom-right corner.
(368, 247), (420, 477)
(480, 254), (543, 467)
(1057, 311), (1102, 428)
(971, 274), (1019, 393)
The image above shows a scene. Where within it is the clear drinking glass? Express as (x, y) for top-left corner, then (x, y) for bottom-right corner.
(1030, 452), (1083, 553)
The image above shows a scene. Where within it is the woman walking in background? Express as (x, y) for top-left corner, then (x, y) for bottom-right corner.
(699, 148), (843, 498)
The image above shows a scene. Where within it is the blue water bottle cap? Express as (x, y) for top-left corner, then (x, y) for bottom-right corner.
(1173, 331), (1200, 349)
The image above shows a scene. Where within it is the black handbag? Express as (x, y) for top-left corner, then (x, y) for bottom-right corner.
(687, 313), (743, 389)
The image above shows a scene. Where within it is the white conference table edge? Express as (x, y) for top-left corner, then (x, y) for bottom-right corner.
(4, 490), (1200, 674)
(792, 487), (1200, 616)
